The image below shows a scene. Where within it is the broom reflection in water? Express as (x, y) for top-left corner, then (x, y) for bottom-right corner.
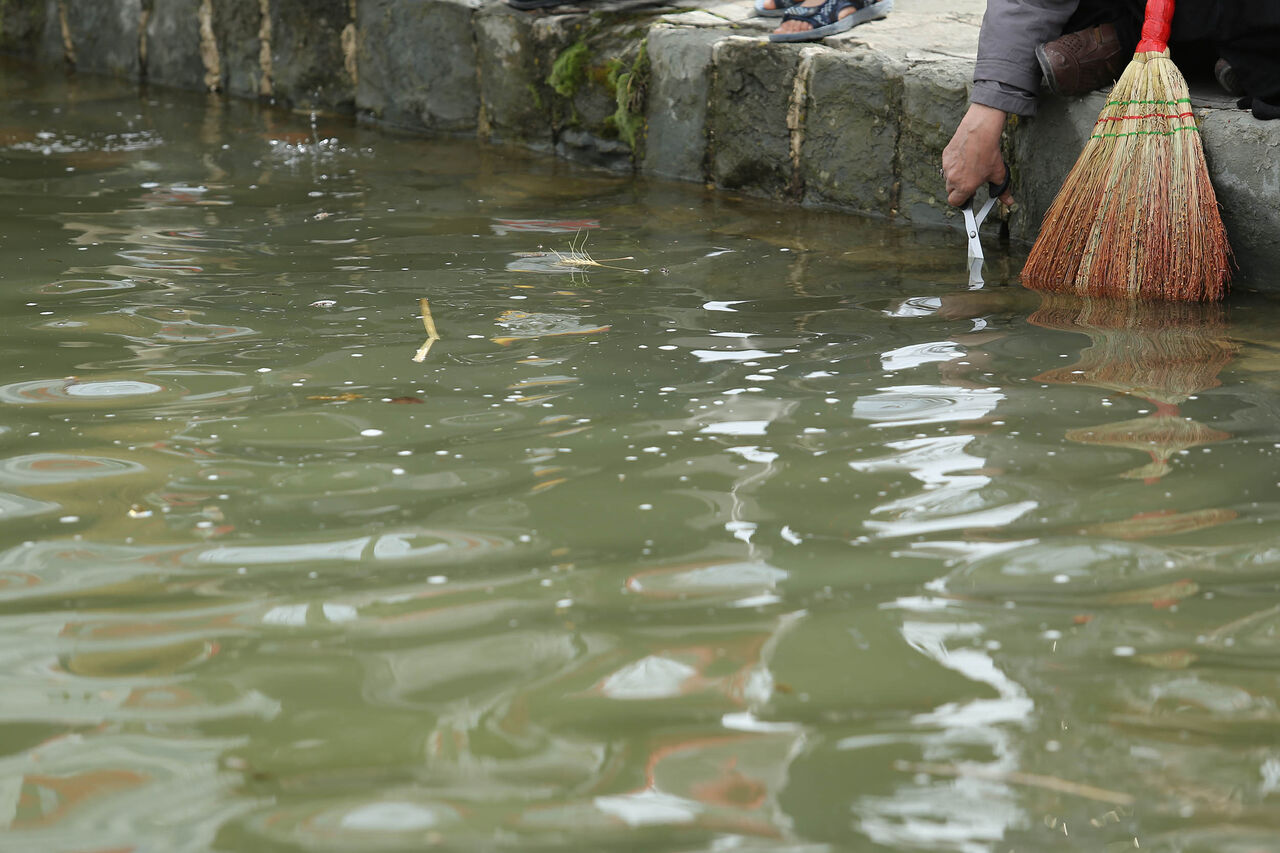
(1029, 294), (1238, 538)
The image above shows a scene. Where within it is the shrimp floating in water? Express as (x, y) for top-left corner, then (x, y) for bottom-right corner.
(551, 231), (648, 274)
(509, 231), (649, 280)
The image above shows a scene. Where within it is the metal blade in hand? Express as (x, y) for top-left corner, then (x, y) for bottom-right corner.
(968, 255), (986, 288)
(963, 205), (984, 286)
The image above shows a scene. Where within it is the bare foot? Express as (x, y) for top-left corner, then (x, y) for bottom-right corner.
(772, 0), (855, 35)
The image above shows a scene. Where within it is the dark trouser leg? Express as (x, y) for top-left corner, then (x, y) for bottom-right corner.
(1186, 3), (1280, 101)
(1219, 42), (1280, 101)
(1064, 0), (1280, 100)
(1065, 0), (1143, 48)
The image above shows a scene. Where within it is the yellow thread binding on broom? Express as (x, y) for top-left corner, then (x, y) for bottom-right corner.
(1103, 97), (1191, 106)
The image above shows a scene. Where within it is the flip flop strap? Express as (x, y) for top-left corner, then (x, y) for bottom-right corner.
(780, 0), (862, 24)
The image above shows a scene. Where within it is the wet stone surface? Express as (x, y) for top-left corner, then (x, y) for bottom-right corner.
(708, 37), (801, 196)
(267, 0), (356, 110)
(210, 0), (266, 98)
(474, 5), (559, 147)
(64, 0), (143, 77)
(0, 0), (47, 59)
(642, 25), (719, 182)
(145, 0), (206, 91)
(799, 49), (901, 216)
(357, 0), (481, 132)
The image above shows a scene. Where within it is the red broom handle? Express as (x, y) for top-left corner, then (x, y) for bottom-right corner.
(1136, 0), (1174, 53)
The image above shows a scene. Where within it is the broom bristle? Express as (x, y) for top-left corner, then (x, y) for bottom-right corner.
(1021, 50), (1232, 302)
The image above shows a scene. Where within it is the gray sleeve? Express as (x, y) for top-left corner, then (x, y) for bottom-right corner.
(972, 79), (1040, 116)
(974, 0), (1080, 96)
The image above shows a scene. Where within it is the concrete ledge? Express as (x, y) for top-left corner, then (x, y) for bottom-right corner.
(10, 0), (1280, 289)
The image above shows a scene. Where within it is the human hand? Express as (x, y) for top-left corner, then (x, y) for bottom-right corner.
(942, 103), (1014, 207)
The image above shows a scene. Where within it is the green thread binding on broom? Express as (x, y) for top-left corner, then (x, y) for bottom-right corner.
(1103, 98), (1192, 106)
(1090, 125), (1199, 139)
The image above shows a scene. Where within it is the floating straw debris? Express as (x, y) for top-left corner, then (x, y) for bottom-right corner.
(412, 297), (440, 363)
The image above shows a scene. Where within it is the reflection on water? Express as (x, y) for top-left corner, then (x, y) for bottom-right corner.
(1031, 296), (1239, 536)
(4, 61), (1280, 852)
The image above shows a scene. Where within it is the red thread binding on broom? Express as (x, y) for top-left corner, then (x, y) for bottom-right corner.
(1136, 0), (1173, 53)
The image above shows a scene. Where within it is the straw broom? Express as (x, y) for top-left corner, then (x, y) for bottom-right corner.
(1021, 0), (1231, 302)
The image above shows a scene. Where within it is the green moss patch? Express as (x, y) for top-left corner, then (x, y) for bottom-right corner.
(548, 40), (590, 98)
(605, 38), (648, 152)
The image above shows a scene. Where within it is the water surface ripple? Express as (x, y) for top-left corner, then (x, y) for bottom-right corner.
(2, 64), (1280, 853)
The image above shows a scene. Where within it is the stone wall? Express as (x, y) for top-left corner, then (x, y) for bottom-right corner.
(6, 0), (1280, 286)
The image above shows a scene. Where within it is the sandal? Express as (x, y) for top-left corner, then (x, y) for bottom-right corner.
(753, 0), (801, 18)
(768, 0), (892, 42)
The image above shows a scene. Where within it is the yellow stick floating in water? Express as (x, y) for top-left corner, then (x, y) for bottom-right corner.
(413, 297), (440, 363)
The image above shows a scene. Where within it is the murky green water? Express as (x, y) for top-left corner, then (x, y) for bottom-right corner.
(4, 63), (1280, 853)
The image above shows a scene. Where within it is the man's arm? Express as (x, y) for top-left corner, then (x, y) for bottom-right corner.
(974, 0), (1081, 111)
(943, 0), (1080, 206)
